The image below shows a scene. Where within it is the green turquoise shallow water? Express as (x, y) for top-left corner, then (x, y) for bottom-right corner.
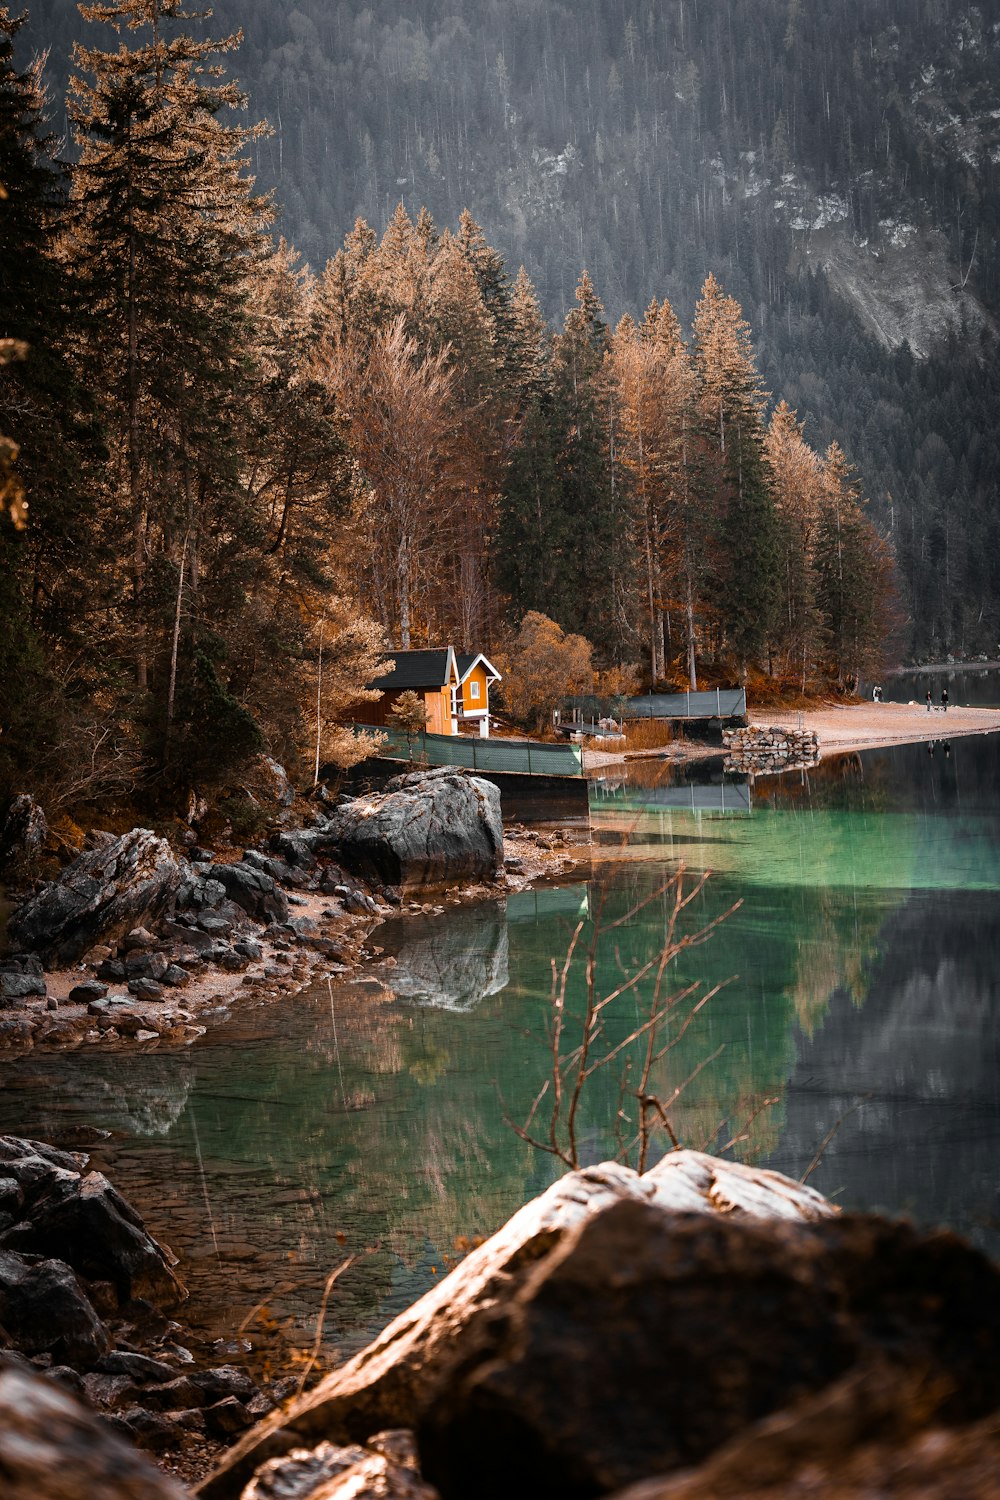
(1, 726), (999, 1366)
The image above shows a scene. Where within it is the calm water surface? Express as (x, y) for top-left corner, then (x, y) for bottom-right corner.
(2, 722), (999, 1367)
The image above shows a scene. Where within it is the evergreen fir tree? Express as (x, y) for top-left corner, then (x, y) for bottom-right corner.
(692, 273), (780, 674)
(68, 0), (273, 774)
(549, 270), (636, 660)
(764, 400), (824, 688)
(0, 6), (105, 798)
(814, 441), (894, 688)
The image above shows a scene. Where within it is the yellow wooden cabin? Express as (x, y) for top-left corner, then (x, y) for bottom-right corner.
(366, 647), (501, 737)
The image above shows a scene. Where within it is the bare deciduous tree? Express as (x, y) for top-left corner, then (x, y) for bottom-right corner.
(510, 865), (742, 1173)
(319, 315), (467, 647)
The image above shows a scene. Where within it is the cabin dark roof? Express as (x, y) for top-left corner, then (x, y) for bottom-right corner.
(456, 652), (502, 682)
(369, 648), (454, 692)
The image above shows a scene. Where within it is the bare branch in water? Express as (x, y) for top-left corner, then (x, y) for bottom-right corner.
(295, 1256), (356, 1398)
(801, 1096), (873, 1184)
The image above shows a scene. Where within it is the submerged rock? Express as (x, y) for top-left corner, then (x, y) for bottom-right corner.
(7, 830), (181, 967)
(319, 767), (503, 892)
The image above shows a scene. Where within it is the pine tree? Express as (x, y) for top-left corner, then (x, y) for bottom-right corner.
(68, 0), (273, 773)
(814, 441), (894, 689)
(0, 7), (104, 798)
(764, 400), (824, 688)
(692, 273), (780, 675)
(495, 264), (559, 625)
(549, 270), (633, 660)
(615, 296), (703, 687)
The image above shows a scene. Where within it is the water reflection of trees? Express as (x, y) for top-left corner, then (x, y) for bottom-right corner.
(3, 736), (997, 1366)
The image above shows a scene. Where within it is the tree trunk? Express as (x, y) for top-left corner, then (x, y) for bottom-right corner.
(165, 536), (187, 749)
(685, 576), (698, 692)
(398, 534), (412, 649)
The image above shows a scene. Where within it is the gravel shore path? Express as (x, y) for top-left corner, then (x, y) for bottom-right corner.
(751, 701), (1000, 754)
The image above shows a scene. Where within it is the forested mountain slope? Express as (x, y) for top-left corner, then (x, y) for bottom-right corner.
(21, 0), (1000, 657)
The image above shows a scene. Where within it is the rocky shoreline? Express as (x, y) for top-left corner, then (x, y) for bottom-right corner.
(4, 1142), (1000, 1500)
(0, 771), (590, 1056)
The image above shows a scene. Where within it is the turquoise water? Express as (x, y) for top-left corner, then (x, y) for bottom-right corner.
(1, 731), (998, 1370)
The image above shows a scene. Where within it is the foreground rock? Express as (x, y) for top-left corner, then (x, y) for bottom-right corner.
(320, 768), (503, 892)
(198, 1154), (833, 1497)
(607, 1369), (1000, 1500)
(0, 1139), (279, 1463)
(241, 1432), (438, 1500)
(0, 1359), (187, 1499)
(418, 1202), (1000, 1499)
(7, 829), (182, 967)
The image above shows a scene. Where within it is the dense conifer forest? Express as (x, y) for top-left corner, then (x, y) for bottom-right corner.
(0, 0), (991, 805)
(20, 0), (1000, 664)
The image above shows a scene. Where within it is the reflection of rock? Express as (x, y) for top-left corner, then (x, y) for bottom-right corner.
(768, 889), (1000, 1253)
(200, 1155), (832, 1498)
(0, 1054), (195, 1139)
(389, 909), (508, 1013)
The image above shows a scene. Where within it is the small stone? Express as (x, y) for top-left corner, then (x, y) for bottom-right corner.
(128, 980), (163, 1002)
(134, 1030), (159, 1043)
(69, 980), (108, 1004)
(123, 928), (156, 951)
(234, 938), (262, 961)
(198, 915), (232, 937)
(96, 960), (126, 983)
(203, 1395), (254, 1437)
(46, 997), (58, 1011)
(215, 950), (249, 973)
(159, 965), (190, 988)
(124, 951), (168, 982)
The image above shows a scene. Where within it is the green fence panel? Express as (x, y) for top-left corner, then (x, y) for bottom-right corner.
(352, 725), (583, 778)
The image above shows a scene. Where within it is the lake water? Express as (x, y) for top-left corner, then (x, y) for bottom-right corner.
(882, 664), (1000, 708)
(2, 716), (999, 1371)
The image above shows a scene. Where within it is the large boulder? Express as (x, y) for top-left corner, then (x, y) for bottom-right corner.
(207, 862), (289, 925)
(418, 1204), (1000, 1500)
(0, 1253), (111, 1366)
(319, 768), (503, 891)
(0, 794), (48, 872)
(0, 1136), (184, 1307)
(7, 829), (182, 967)
(0, 1360), (187, 1500)
(606, 1370), (1000, 1500)
(198, 1154), (833, 1498)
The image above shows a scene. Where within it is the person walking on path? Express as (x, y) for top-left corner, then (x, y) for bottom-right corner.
(926, 690), (933, 712)
(941, 686), (949, 713)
